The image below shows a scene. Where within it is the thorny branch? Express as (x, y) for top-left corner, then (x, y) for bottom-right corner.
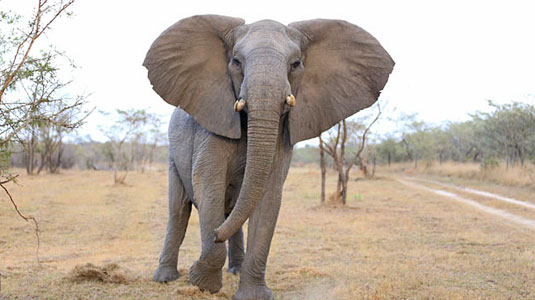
(0, 0), (75, 102)
(0, 175), (41, 263)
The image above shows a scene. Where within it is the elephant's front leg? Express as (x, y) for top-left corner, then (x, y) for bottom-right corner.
(233, 169), (286, 300)
(189, 171), (228, 293)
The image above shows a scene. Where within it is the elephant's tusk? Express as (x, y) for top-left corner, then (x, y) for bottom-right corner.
(234, 98), (246, 112)
(286, 94), (296, 107)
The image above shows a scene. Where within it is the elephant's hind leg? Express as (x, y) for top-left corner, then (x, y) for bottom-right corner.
(153, 160), (192, 283)
(227, 226), (244, 275)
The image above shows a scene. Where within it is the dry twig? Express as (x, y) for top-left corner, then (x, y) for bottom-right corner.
(0, 175), (40, 263)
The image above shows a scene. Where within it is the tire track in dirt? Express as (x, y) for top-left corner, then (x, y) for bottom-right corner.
(406, 177), (535, 210)
(398, 178), (535, 230)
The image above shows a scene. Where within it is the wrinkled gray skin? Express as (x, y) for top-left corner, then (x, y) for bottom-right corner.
(144, 15), (393, 300)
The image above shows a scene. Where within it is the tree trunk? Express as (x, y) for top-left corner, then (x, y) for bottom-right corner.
(26, 130), (37, 175)
(340, 172), (348, 205)
(319, 136), (326, 204)
(359, 159), (368, 177)
(50, 141), (63, 174)
(333, 162), (347, 205)
(37, 151), (46, 174)
(372, 155), (376, 177)
(113, 143), (122, 184)
(336, 171), (342, 199)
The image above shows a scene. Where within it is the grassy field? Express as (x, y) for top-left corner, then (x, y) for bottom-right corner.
(1, 166), (534, 299)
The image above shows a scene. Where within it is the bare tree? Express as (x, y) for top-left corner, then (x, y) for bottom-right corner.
(319, 104), (382, 205)
(100, 109), (161, 184)
(137, 116), (165, 173)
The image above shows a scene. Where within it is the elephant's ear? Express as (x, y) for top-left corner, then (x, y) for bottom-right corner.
(288, 19), (394, 144)
(143, 15), (245, 139)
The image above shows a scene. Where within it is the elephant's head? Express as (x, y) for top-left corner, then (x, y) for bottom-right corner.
(143, 15), (394, 242)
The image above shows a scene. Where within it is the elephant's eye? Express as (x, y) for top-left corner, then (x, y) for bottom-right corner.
(291, 60), (301, 69)
(232, 58), (241, 67)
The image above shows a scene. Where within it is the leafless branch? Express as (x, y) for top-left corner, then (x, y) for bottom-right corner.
(346, 103), (382, 174)
(1, 98), (87, 146)
(0, 175), (40, 263)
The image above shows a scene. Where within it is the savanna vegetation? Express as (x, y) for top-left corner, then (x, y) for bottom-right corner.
(293, 100), (535, 194)
(1, 1), (535, 300)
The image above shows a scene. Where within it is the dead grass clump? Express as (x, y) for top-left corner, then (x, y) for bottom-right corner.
(327, 192), (344, 206)
(66, 263), (130, 284)
(175, 286), (204, 296)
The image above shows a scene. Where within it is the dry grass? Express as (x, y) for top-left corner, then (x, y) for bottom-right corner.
(1, 165), (534, 299)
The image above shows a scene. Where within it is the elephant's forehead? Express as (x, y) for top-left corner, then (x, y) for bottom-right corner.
(234, 21), (297, 55)
(249, 19), (286, 31)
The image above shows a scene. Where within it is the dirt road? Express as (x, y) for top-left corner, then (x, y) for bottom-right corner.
(399, 176), (535, 230)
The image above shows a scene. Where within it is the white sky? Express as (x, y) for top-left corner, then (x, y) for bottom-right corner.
(3, 0), (535, 144)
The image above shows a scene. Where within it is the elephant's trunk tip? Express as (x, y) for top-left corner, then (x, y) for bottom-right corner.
(213, 229), (227, 243)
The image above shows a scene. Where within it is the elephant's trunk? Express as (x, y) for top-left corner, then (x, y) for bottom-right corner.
(214, 103), (280, 242)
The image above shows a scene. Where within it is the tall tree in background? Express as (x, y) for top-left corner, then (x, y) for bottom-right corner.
(370, 100), (535, 177)
(474, 101), (535, 169)
(399, 113), (428, 168)
(375, 134), (402, 167)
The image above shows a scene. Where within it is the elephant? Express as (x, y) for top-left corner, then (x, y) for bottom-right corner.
(143, 15), (394, 300)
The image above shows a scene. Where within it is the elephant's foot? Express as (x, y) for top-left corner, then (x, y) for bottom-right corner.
(153, 265), (180, 283)
(233, 283), (274, 300)
(189, 260), (223, 294)
(227, 265), (241, 275)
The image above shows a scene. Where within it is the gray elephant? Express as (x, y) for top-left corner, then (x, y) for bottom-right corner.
(143, 15), (393, 300)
